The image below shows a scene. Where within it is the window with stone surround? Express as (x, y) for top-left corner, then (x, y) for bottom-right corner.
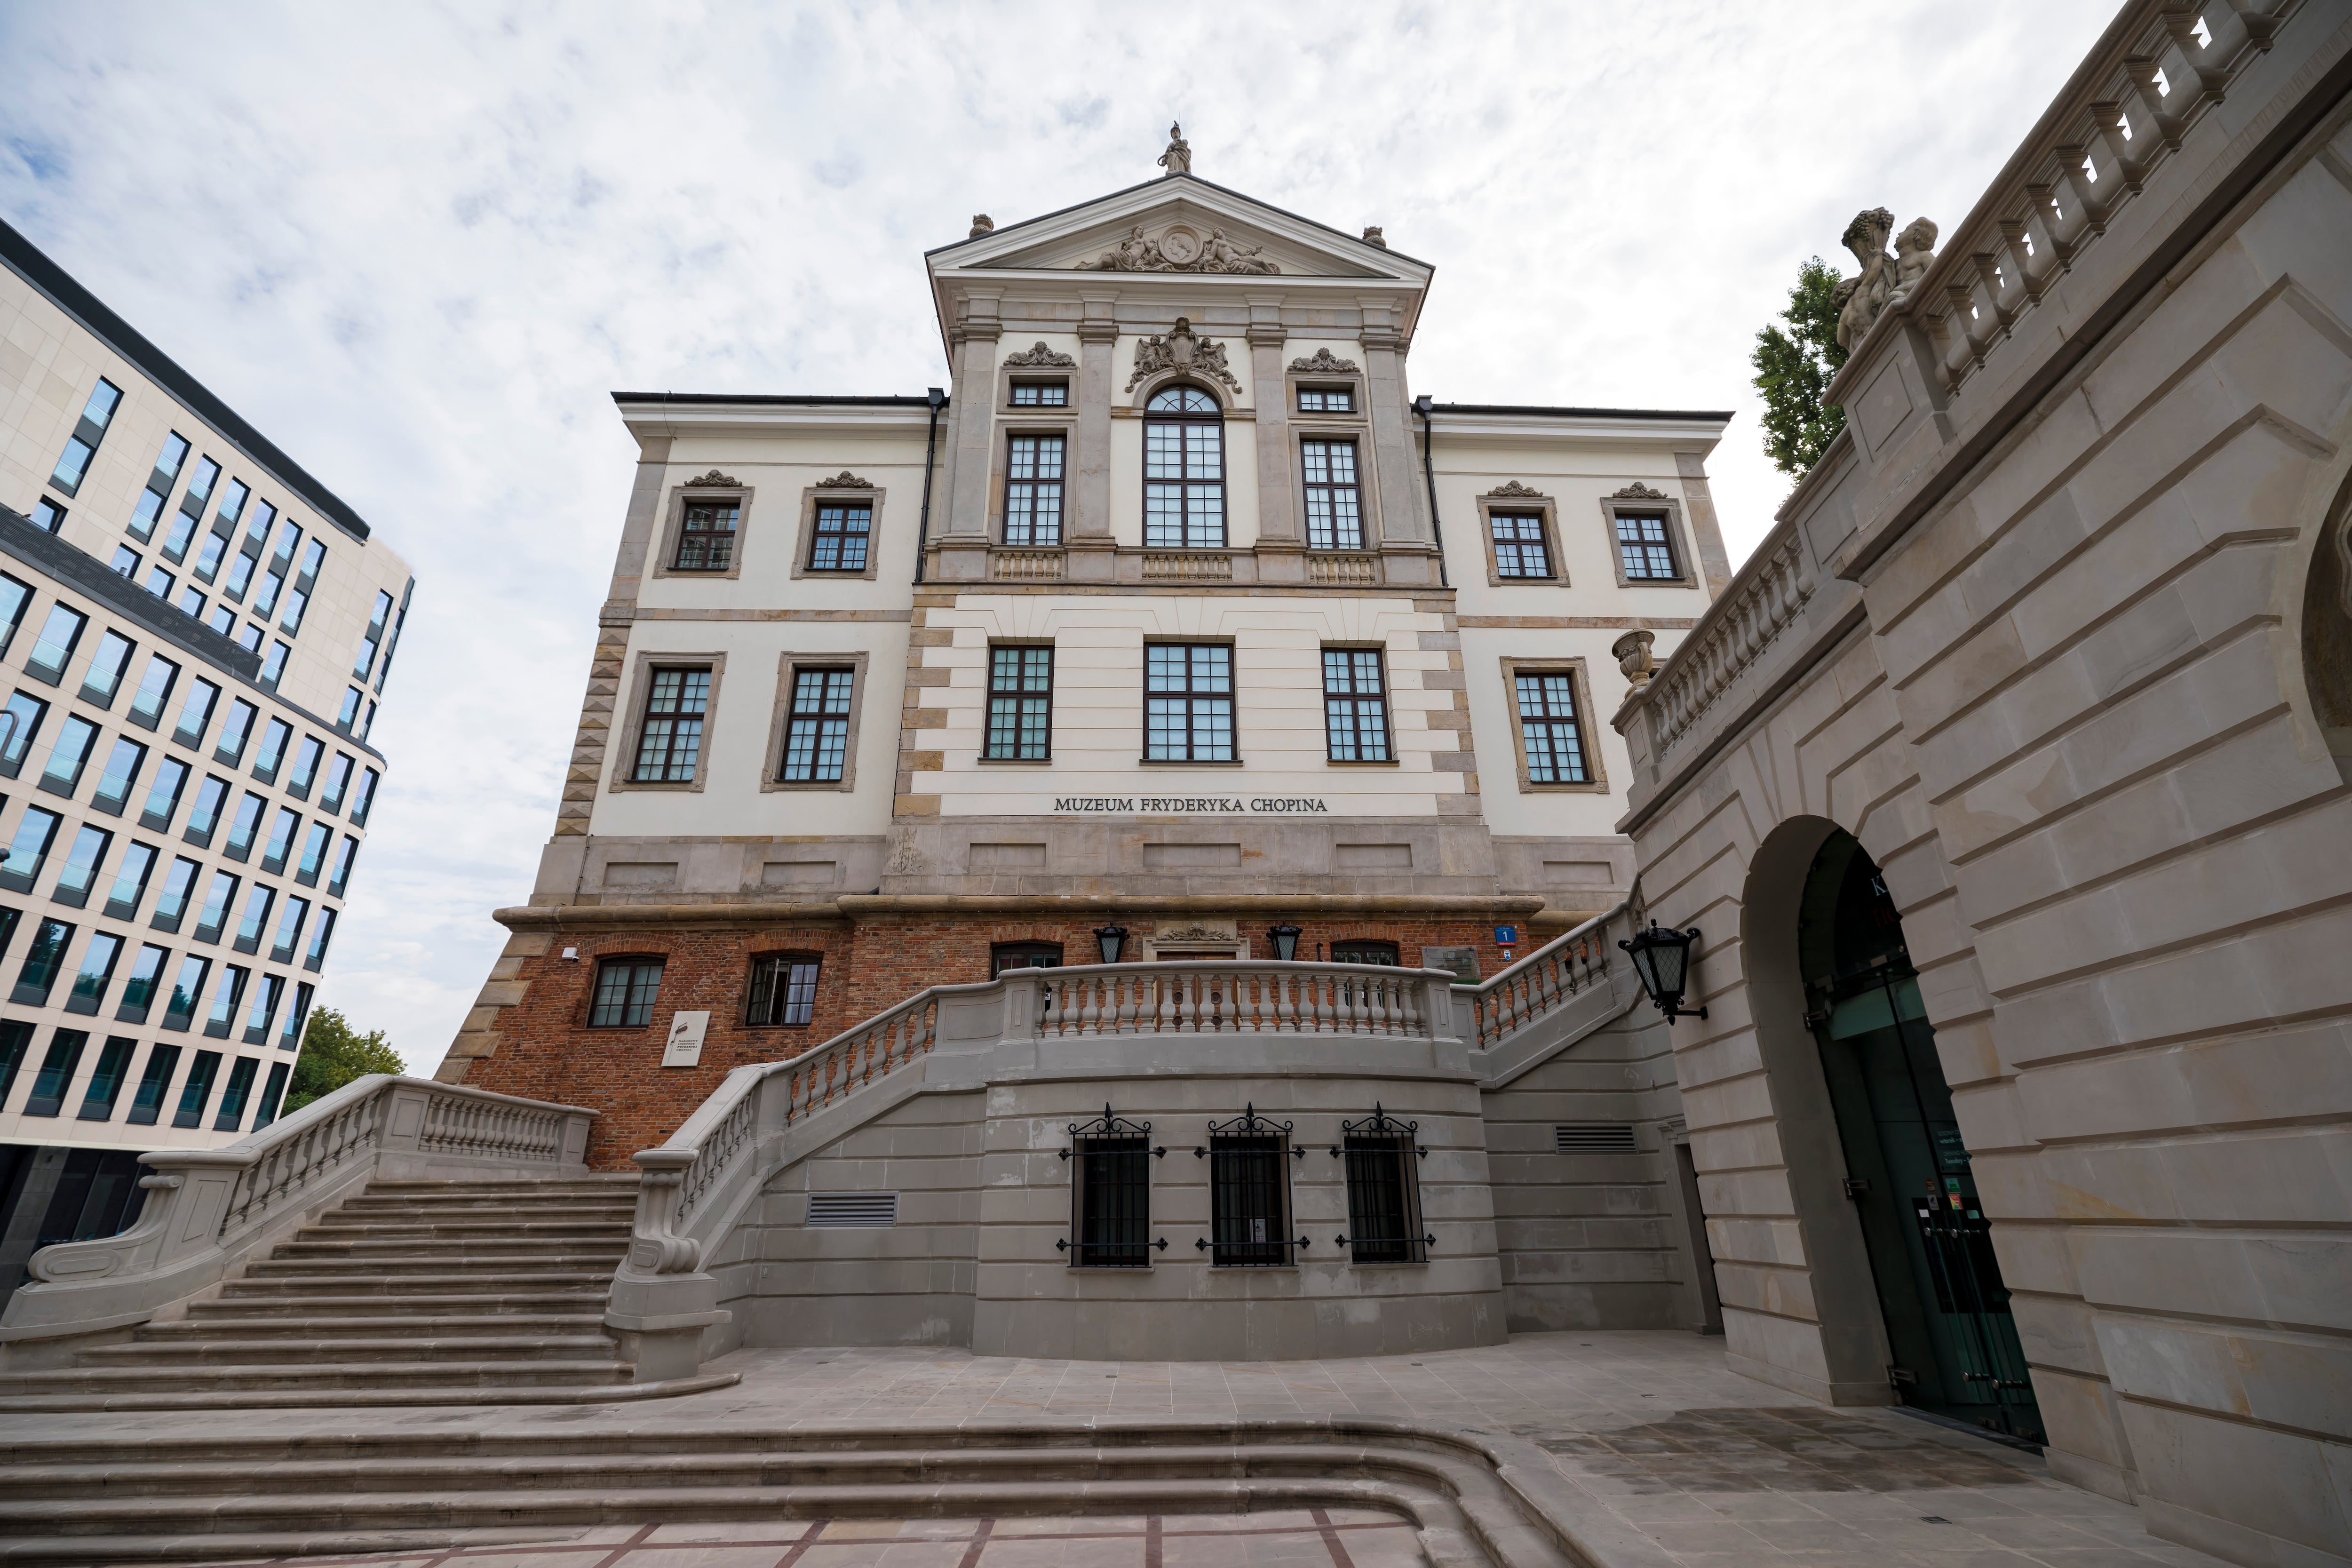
(1614, 511), (1679, 580)
(745, 953), (820, 1027)
(1144, 643), (1234, 763)
(1144, 386), (1224, 549)
(1514, 669), (1590, 785)
(1301, 439), (1363, 550)
(780, 668), (855, 782)
(631, 667), (710, 783)
(1003, 434), (1065, 546)
(1010, 380), (1068, 406)
(672, 501), (739, 572)
(807, 501), (872, 572)
(589, 957), (664, 1028)
(985, 645), (1053, 761)
(1322, 648), (1391, 763)
(1490, 513), (1552, 578)
(1297, 386), (1354, 413)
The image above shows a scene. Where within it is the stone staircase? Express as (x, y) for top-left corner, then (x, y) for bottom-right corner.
(0, 1176), (733, 1411)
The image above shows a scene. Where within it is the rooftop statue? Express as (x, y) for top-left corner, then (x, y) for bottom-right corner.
(1831, 206), (1938, 352)
(1159, 121), (1192, 176)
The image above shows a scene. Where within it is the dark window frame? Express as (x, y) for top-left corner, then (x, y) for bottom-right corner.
(630, 666), (713, 784)
(1338, 1106), (1430, 1266)
(1202, 1106), (1302, 1267)
(1002, 432), (1066, 547)
(744, 951), (821, 1027)
(1142, 384), (1227, 550)
(990, 941), (1063, 976)
(1143, 642), (1236, 764)
(1063, 1105), (1162, 1268)
(588, 955), (664, 1028)
(779, 666), (856, 783)
(1321, 647), (1392, 764)
(1300, 437), (1366, 551)
(984, 645), (1054, 762)
(806, 500), (874, 573)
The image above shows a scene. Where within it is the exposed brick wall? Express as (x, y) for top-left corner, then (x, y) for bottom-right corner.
(454, 914), (1523, 1167)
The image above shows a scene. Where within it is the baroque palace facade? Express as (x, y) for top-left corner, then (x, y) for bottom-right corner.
(437, 159), (1732, 1159)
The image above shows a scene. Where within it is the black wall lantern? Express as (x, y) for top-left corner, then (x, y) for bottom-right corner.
(1093, 924), (1129, 965)
(1267, 923), (1303, 962)
(1619, 922), (1707, 1021)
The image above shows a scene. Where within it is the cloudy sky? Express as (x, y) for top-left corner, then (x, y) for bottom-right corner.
(0, 0), (2113, 1072)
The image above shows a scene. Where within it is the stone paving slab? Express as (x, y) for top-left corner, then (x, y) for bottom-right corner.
(16, 1332), (2229, 1568)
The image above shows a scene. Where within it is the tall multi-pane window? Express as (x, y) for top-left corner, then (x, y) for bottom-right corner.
(1144, 643), (1234, 762)
(1514, 671), (1589, 784)
(985, 646), (1053, 761)
(807, 502), (872, 572)
(162, 457), (220, 564)
(1490, 513), (1552, 578)
(26, 605), (87, 684)
(673, 501), (738, 571)
(0, 691), (46, 775)
(780, 669), (855, 782)
(1322, 649), (1391, 762)
(1301, 439), (1363, 550)
(48, 379), (122, 496)
(1003, 435), (1065, 546)
(353, 590), (395, 677)
(588, 958), (663, 1027)
(128, 434), (191, 542)
(745, 953), (820, 1026)
(128, 654), (179, 728)
(631, 668), (710, 782)
(1614, 511), (1679, 580)
(1143, 386), (1224, 548)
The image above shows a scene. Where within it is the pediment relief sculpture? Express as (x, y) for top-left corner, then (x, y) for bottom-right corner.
(1486, 480), (1546, 498)
(1610, 482), (1669, 500)
(1077, 222), (1280, 275)
(1831, 206), (1939, 353)
(1288, 347), (1359, 375)
(815, 471), (875, 489)
(1002, 342), (1077, 367)
(1127, 317), (1243, 394)
(684, 470), (741, 488)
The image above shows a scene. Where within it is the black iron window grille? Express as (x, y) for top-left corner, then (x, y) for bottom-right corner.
(1615, 511), (1679, 580)
(1301, 438), (1363, 550)
(675, 501), (739, 572)
(1333, 1104), (1432, 1264)
(1003, 434), (1065, 546)
(1515, 671), (1589, 784)
(1059, 1104), (1165, 1266)
(1195, 1104), (1307, 1267)
(1490, 512), (1552, 578)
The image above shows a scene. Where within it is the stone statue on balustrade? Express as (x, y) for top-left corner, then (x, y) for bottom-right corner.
(1831, 207), (1938, 353)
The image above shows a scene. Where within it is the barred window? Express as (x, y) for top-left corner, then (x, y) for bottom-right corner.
(1010, 380), (1067, 406)
(1301, 439), (1363, 550)
(985, 646), (1053, 761)
(808, 502), (872, 571)
(1144, 643), (1234, 763)
(675, 501), (739, 571)
(1003, 435), (1065, 546)
(781, 668), (855, 782)
(1343, 1123), (1426, 1264)
(1515, 671), (1589, 784)
(589, 958), (663, 1027)
(1491, 512), (1552, 578)
(632, 667), (710, 782)
(1322, 649), (1391, 762)
(1615, 511), (1679, 580)
(1208, 1111), (1295, 1267)
(1144, 386), (1224, 549)
(746, 953), (820, 1026)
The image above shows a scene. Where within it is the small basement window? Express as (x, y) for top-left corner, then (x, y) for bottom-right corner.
(806, 1192), (898, 1227)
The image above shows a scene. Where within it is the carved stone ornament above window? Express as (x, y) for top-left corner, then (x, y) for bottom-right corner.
(1002, 342), (1077, 367)
(1486, 480), (1547, 498)
(1127, 317), (1243, 394)
(1610, 482), (1669, 500)
(815, 471), (875, 489)
(685, 470), (741, 488)
(1078, 223), (1279, 275)
(1288, 347), (1360, 375)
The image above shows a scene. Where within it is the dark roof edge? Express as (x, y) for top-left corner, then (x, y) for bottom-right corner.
(922, 171), (1434, 270)
(0, 216), (376, 546)
(1427, 403), (1736, 422)
(610, 392), (941, 409)
(0, 505), (388, 765)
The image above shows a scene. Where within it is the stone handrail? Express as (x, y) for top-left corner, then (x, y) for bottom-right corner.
(1647, 529), (1814, 758)
(1460, 902), (1632, 1050)
(1029, 959), (1444, 1039)
(1, 1074), (596, 1345)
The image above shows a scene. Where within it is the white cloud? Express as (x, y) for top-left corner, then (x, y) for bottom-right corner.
(0, 0), (2112, 1072)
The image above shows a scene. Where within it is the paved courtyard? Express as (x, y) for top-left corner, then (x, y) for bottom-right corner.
(36, 1332), (2227, 1568)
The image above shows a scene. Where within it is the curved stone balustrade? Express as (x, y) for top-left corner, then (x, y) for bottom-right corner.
(1647, 531), (1813, 758)
(1034, 960), (1438, 1037)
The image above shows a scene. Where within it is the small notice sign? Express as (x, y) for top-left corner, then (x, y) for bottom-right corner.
(662, 1011), (710, 1068)
(1494, 925), (1518, 946)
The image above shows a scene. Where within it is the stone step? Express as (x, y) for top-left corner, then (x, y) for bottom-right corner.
(0, 1526), (583, 1565)
(360, 1180), (639, 1197)
(0, 1369), (740, 1416)
(218, 1272), (616, 1297)
(240, 1255), (621, 1278)
(271, 1236), (630, 1257)
(191, 1290), (608, 1316)
(0, 1359), (630, 1395)
(151, 1313), (607, 1337)
(317, 1207), (634, 1226)
(84, 1334), (619, 1366)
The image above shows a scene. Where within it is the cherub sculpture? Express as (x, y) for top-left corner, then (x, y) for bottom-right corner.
(1886, 217), (1939, 304)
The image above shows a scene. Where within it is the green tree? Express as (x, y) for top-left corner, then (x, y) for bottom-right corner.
(283, 1007), (405, 1113)
(1751, 256), (1851, 476)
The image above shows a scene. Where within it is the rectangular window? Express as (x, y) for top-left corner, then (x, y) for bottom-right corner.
(141, 757), (191, 832)
(194, 531), (229, 587)
(1003, 434), (1065, 546)
(91, 737), (148, 815)
(127, 654), (179, 730)
(205, 963), (249, 1037)
(984, 646), (1053, 761)
(589, 958), (663, 1027)
(215, 1054), (260, 1130)
(52, 824), (112, 907)
(234, 622), (263, 655)
(354, 589), (397, 675)
(271, 894), (309, 963)
(349, 767), (380, 827)
(225, 791), (267, 860)
(278, 583), (310, 635)
(1009, 380), (1068, 406)
(286, 735), (324, 799)
(128, 434), (191, 543)
(358, 699), (376, 744)
(215, 699), (257, 764)
(195, 869), (239, 942)
(32, 499), (66, 534)
(26, 604), (89, 684)
(1301, 439), (1364, 550)
(2, 806), (64, 891)
(303, 905), (336, 970)
(0, 574), (29, 662)
(152, 857), (202, 931)
(1144, 643), (1234, 763)
(672, 504), (738, 572)
(1297, 386), (1354, 412)
(234, 883), (275, 952)
(780, 668), (855, 782)
(252, 717), (292, 783)
(337, 686), (362, 730)
(105, 841), (158, 919)
(1208, 1111), (1296, 1267)
(295, 821), (332, 885)
(119, 942), (169, 1023)
(0, 1019), (29, 1106)
(161, 458), (217, 564)
(1490, 513), (1553, 579)
(143, 566), (175, 600)
(327, 835), (358, 898)
(280, 980), (314, 1051)
(260, 640), (291, 688)
(319, 752), (354, 814)
(1069, 1110), (1155, 1267)
(243, 972), (285, 1043)
(1614, 511), (1679, 580)
(1514, 671), (1589, 784)
(207, 605), (237, 638)
(173, 677), (221, 749)
(0, 691), (47, 779)
(126, 1041), (181, 1124)
(48, 378), (122, 495)
(177, 586), (206, 620)
(1342, 1113), (1427, 1265)
(631, 668), (710, 782)
(162, 955), (209, 1030)
(252, 565), (284, 619)
(745, 953), (820, 1026)
(808, 502), (872, 572)
(254, 1060), (290, 1126)
(173, 1049), (222, 1126)
(23, 1028), (90, 1116)
(991, 941), (1063, 975)
(111, 545), (140, 578)
(262, 807), (300, 873)
(13, 916), (75, 1004)
(77, 1035), (137, 1121)
(1144, 418), (1225, 549)
(222, 549), (256, 602)
(374, 584), (410, 693)
(1322, 649), (1391, 763)
(79, 631), (135, 708)
(65, 931), (122, 1015)
(40, 713), (100, 796)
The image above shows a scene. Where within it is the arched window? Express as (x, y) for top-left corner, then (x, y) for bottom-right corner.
(1144, 385), (1225, 549)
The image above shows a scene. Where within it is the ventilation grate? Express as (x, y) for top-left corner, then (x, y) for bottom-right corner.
(806, 1192), (899, 1227)
(1555, 1123), (1638, 1154)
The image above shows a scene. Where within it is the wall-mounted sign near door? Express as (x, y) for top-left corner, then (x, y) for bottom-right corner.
(1494, 925), (1518, 946)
